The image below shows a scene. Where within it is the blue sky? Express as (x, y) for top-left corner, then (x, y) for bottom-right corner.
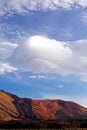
(0, 0), (87, 107)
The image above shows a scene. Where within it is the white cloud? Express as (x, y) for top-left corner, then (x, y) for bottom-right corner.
(81, 78), (87, 83)
(0, 35), (87, 76)
(0, 41), (18, 60)
(77, 0), (87, 7)
(0, 62), (17, 74)
(0, 22), (29, 44)
(10, 35), (87, 76)
(0, 40), (18, 74)
(0, 0), (87, 16)
(29, 75), (46, 79)
(10, 35), (73, 75)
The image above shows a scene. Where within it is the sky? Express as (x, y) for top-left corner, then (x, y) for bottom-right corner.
(0, 0), (87, 107)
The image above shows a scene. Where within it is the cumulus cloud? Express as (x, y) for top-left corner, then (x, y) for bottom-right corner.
(0, 41), (18, 74)
(0, 0), (87, 16)
(10, 35), (87, 76)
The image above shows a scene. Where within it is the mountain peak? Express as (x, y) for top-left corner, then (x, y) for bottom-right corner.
(0, 90), (87, 120)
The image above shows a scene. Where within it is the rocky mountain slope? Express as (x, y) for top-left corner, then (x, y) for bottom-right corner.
(0, 90), (87, 121)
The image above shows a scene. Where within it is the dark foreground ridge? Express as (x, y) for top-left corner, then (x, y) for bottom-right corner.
(0, 119), (87, 129)
(0, 89), (87, 121)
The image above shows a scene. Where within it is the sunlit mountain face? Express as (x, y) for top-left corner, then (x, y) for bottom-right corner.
(0, 90), (87, 120)
(0, 0), (87, 108)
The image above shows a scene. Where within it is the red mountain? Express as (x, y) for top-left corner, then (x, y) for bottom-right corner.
(0, 90), (87, 121)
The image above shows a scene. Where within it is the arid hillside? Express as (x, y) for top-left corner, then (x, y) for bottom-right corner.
(0, 90), (87, 121)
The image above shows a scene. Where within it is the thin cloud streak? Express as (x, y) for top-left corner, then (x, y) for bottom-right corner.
(0, 40), (18, 74)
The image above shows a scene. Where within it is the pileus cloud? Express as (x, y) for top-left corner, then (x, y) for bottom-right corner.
(10, 35), (87, 76)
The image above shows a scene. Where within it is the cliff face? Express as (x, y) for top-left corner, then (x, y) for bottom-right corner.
(0, 90), (87, 121)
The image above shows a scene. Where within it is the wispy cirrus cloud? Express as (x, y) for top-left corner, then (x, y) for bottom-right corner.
(0, 22), (29, 44)
(81, 78), (87, 83)
(81, 10), (87, 26)
(0, 62), (16, 74)
(0, 40), (18, 74)
(0, 41), (18, 59)
(0, 0), (87, 16)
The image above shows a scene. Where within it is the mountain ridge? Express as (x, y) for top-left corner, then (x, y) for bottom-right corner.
(0, 90), (87, 121)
